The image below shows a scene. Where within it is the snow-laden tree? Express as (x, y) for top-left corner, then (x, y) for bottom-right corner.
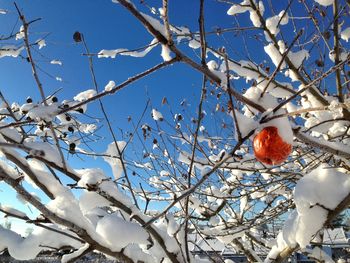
(0, 0), (349, 262)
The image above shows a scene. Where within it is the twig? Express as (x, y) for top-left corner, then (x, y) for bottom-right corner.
(271, 54), (350, 115)
(332, 0), (343, 103)
(58, 58), (179, 115)
(14, 2), (69, 174)
(80, 34), (139, 209)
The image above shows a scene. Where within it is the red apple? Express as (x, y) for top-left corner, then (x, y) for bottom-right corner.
(253, 126), (292, 165)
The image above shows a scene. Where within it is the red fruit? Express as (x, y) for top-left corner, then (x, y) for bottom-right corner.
(253, 126), (292, 165)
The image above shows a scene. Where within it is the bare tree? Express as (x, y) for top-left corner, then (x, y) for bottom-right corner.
(0, 1), (349, 262)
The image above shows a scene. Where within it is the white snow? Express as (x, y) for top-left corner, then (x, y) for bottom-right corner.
(161, 44), (172, 61)
(141, 13), (166, 36)
(0, 225), (81, 260)
(73, 89), (97, 102)
(267, 165), (350, 260)
(62, 244), (90, 263)
(227, 0), (264, 27)
(0, 204), (27, 218)
(261, 111), (294, 145)
(0, 45), (24, 58)
(265, 11), (289, 36)
(240, 190), (248, 217)
(47, 192), (90, 230)
(264, 43), (286, 68)
(158, 7), (165, 17)
(98, 49), (122, 59)
(79, 123), (97, 134)
(79, 191), (110, 215)
(250, 1), (264, 27)
(166, 213), (179, 236)
(234, 110), (258, 138)
(189, 39), (201, 49)
(227, 0), (250, 15)
(264, 42), (309, 70)
(288, 49), (309, 68)
(223, 60), (260, 80)
(50, 60), (62, 66)
(152, 109), (164, 121)
(207, 60), (218, 70)
(36, 39), (46, 49)
(98, 38), (158, 59)
(340, 27), (350, 42)
(15, 25), (25, 40)
(77, 168), (107, 188)
(295, 165), (350, 212)
(95, 213), (149, 251)
(26, 104), (59, 122)
(243, 85), (278, 114)
(314, 0), (334, 6)
(0, 160), (20, 180)
(103, 141), (127, 179)
(305, 247), (334, 263)
(104, 80), (116, 92)
(124, 244), (155, 263)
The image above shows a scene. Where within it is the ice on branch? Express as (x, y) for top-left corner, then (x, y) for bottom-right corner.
(329, 50), (348, 63)
(0, 45), (24, 58)
(98, 38), (158, 59)
(266, 10), (289, 36)
(79, 123), (97, 134)
(0, 160), (18, 180)
(62, 244), (90, 263)
(264, 42), (309, 70)
(15, 25), (25, 40)
(24, 142), (63, 165)
(36, 39), (46, 49)
(98, 49), (120, 59)
(341, 27), (350, 42)
(0, 122), (22, 143)
(227, 0), (265, 27)
(111, 0), (131, 4)
(0, 204), (27, 218)
(50, 59), (62, 66)
(73, 89), (97, 102)
(103, 141), (127, 179)
(104, 80), (116, 92)
(161, 45), (172, 61)
(219, 60), (257, 81)
(227, 0), (251, 15)
(152, 109), (164, 121)
(314, 0), (334, 6)
(141, 13), (166, 36)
